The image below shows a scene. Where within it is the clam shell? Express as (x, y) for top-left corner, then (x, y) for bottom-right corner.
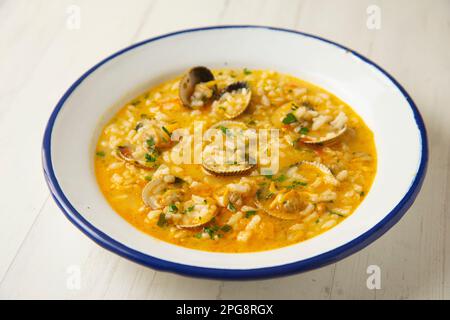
(142, 177), (165, 209)
(255, 191), (306, 220)
(302, 125), (347, 145)
(215, 82), (252, 119)
(203, 162), (255, 176)
(271, 101), (347, 145)
(202, 121), (256, 176)
(254, 161), (336, 220)
(179, 66), (215, 108)
(116, 146), (152, 170)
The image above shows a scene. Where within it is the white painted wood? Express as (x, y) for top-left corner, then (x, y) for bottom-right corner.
(0, 0), (448, 299)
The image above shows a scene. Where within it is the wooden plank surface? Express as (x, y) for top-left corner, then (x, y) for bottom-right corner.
(0, 0), (448, 299)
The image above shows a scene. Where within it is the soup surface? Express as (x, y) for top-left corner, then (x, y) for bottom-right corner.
(95, 68), (377, 252)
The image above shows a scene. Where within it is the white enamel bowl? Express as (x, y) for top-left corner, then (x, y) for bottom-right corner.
(42, 26), (428, 280)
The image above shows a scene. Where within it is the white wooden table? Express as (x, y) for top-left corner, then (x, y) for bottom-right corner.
(0, 0), (448, 300)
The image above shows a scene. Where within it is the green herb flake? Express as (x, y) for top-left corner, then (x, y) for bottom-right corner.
(245, 210), (257, 218)
(157, 213), (167, 228)
(161, 126), (171, 138)
(299, 127), (309, 135)
(168, 204), (178, 213)
(227, 202), (237, 212)
(221, 224), (232, 232)
(145, 153), (157, 162)
(243, 68), (252, 75)
(286, 181), (307, 189)
(203, 226), (220, 239)
(146, 137), (155, 148)
(95, 151), (105, 157)
(282, 113), (297, 124)
(194, 233), (202, 239)
(144, 176), (152, 181)
(218, 126), (228, 134)
(275, 175), (287, 182)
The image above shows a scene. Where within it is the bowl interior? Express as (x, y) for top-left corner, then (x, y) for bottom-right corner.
(47, 27), (423, 271)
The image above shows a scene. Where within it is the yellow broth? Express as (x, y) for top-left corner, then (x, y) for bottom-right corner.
(95, 69), (377, 253)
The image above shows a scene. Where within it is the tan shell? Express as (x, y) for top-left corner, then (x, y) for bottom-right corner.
(271, 101), (347, 145)
(254, 161), (335, 220)
(202, 121), (256, 176)
(215, 82), (252, 119)
(255, 190), (307, 220)
(176, 196), (218, 228)
(116, 146), (152, 170)
(302, 125), (347, 145)
(179, 66), (216, 108)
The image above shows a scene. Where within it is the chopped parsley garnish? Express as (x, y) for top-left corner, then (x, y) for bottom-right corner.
(162, 126), (171, 138)
(286, 180), (307, 189)
(265, 174), (286, 182)
(243, 68), (252, 75)
(298, 127), (309, 135)
(144, 176), (152, 181)
(274, 175), (287, 182)
(282, 113), (297, 124)
(145, 153), (157, 162)
(221, 225), (232, 232)
(227, 202), (237, 212)
(146, 137), (155, 148)
(245, 210), (257, 218)
(218, 126), (228, 134)
(203, 225), (220, 239)
(168, 204), (178, 213)
(194, 233), (202, 239)
(157, 213), (167, 227)
(360, 191), (365, 197)
(184, 205), (195, 213)
(135, 123), (143, 131)
(95, 151), (105, 157)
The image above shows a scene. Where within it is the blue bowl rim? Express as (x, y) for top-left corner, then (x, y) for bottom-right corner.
(42, 25), (428, 280)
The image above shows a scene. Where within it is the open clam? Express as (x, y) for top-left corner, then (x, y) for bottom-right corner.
(302, 125), (347, 145)
(179, 66), (216, 108)
(255, 161), (337, 220)
(116, 119), (175, 169)
(272, 101), (347, 145)
(142, 166), (217, 228)
(202, 120), (256, 176)
(212, 81), (252, 119)
(116, 145), (153, 170)
(142, 167), (186, 209)
(136, 118), (173, 150)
